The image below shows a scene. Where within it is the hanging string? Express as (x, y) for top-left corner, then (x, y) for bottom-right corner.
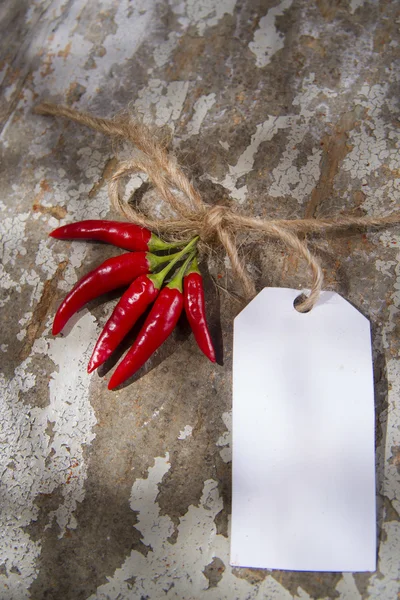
(34, 102), (400, 312)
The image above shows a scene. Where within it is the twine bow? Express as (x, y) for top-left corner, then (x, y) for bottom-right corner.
(34, 102), (400, 312)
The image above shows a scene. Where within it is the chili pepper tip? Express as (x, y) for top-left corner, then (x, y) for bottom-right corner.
(52, 322), (62, 336)
(108, 373), (122, 390)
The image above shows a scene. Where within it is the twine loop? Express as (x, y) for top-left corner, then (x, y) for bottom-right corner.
(33, 102), (400, 312)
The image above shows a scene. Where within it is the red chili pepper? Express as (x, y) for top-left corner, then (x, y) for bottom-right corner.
(50, 220), (183, 252)
(108, 252), (196, 390)
(52, 251), (177, 335)
(88, 238), (198, 373)
(184, 257), (216, 363)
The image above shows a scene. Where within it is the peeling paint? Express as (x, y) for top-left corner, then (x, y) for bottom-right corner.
(172, 0), (238, 36)
(367, 358), (400, 597)
(216, 411), (232, 463)
(153, 32), (179, 68)
(135, 79), (189, 127)
(336, 573), (362, 599)
(349, 0), (368, 14)
(0, 213), (29, 267)
(0, 313), (97, 595)
(268, 74), (336, 203)
(0, 22), (119, 587)
(210, 116), (290, 203)
(178, 425), (193, 440)
(249, 0), (293, 68)
(209, 74), (338, 204)
(31, 0), (156, 103)
(184, 93), (216, 138)
(342, 84), (394, 181)
(87, 453), (307, 600)
(34, 314), (98, 534)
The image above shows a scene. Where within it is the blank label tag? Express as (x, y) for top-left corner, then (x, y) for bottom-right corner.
(231, 289), (376, 572)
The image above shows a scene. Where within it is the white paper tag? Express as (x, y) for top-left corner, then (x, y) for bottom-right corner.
(231, 289), (376, 572)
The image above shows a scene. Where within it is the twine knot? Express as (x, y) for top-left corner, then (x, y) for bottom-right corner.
(33, 102), (400, 312)
(200, 205), (228, 243)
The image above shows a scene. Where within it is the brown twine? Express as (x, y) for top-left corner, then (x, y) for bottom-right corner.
(34, 101), (400, 312)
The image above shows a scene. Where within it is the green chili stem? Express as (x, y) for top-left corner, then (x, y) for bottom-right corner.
(147, 250), (182, 270)
(184, 255), (201, 276)
(167, 252), (196, 293)
(149, 233), (187, 252)
(148, 237), (199, 289)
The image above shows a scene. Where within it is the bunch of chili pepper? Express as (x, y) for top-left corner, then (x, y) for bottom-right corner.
(50, 220), (216, 389)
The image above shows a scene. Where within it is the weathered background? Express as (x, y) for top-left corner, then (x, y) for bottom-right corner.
(0, 0), (399, 598)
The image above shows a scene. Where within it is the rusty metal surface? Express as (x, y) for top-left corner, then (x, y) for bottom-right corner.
(0, 1), (399, 598)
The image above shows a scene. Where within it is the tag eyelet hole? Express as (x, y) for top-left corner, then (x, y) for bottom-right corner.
(293, 294), (311, 313)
